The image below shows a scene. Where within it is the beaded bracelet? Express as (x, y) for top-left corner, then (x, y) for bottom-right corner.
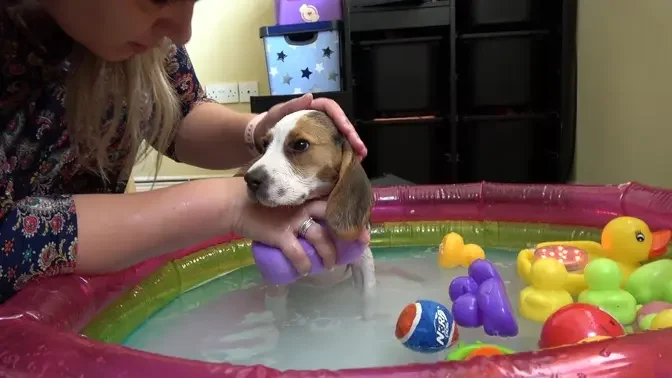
(244, 112), (267, 157)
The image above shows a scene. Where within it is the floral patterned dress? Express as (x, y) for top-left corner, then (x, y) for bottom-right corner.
(0, 7), (210, 302)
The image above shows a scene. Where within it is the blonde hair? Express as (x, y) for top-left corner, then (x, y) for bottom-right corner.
(10, 1), (181, 182)
(66, 42), (180, 181)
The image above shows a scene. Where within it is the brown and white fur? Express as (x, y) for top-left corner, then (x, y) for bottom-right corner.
(236, 109), (376, 324)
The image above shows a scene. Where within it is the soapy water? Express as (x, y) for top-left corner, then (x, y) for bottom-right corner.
(124, 247), (542, 370)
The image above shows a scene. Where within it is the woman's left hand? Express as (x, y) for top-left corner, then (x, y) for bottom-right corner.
(255, 93), (368, 159)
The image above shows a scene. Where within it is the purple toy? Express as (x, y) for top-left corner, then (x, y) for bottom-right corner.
(275, 0), (343, 25)
(448, 259), (519, 337)
(251, 221), (365, 285)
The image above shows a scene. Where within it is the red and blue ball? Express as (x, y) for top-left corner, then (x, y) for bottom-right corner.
(395, 299), (459, 353)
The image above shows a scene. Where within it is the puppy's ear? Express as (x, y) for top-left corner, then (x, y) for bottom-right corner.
(325, 144), (373, 241)
(234, 156), (261, 177)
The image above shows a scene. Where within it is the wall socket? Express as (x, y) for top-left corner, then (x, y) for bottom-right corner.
(205, 82), (239, 104)
(238, 81), (259, 103)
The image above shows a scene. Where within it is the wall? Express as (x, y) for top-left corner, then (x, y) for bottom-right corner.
(134, 0), (672, 188)
(130, 0), (275, 181)
(575, 0), (672, 188)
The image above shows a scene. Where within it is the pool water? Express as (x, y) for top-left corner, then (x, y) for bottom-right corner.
(124, 247), (543, 370)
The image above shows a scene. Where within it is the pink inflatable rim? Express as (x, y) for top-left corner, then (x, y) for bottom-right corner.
(2, 181), (672, 377)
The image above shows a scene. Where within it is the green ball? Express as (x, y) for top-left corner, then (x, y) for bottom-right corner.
(584, 258), (622, 290)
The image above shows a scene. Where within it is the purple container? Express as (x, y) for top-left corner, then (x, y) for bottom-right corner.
(275, 0), (343, 25)
(251, 219), (365, 285)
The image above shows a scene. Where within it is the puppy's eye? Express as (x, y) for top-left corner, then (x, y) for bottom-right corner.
(290, 139), (310, 152)
(261, 139), (270, 151)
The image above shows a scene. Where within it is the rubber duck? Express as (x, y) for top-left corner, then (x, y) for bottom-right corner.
(438, 232), (485, 268)
(651, 309), (672, 330)
(634, 301), (672, 331)
(577, 258), (637, 325)
(519, 258), (574, 323)
(626, 259), (672, 304)
(518, 216), (671, 296)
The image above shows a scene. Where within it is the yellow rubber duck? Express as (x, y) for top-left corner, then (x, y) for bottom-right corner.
(651, 309), (672, 330)
(519, 258), (574, 323)
(517, 216), (671, 296)
(438, 232), (486, 268)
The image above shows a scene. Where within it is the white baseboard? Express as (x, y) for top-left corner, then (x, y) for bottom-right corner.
(132, 173), (237, 192)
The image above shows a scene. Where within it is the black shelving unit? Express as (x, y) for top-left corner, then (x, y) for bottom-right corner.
(251, 0), (577, 186)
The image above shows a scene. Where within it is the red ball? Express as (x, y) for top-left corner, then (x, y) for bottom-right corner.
(539, 303), (626, 349)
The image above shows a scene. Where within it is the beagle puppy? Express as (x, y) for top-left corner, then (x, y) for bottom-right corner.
(236, 109), (376, 323)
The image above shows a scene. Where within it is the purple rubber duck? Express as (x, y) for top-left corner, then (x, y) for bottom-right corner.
(448, 259), (518, 337)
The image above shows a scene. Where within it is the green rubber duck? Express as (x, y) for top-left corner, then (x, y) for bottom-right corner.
(578, 258), (638, 325)
(626, 259), (672, 304)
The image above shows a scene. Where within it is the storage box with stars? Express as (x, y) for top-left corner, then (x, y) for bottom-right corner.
(260, 21), (342, 96)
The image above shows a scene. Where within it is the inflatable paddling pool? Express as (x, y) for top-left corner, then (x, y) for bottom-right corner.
(1, 182), (672, 377)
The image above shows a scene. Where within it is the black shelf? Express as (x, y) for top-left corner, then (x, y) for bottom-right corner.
(352, 33), (450, 120)
(455, 0), (564, 33)
(457, 114), (560, 183)
(251, 0), (577, 185)
(250, 91), (354, 120)
(350, 1), (450, 32)
(357, 117), (451, 184)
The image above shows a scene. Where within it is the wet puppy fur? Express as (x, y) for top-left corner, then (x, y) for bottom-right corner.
(236, 109), (374, 241)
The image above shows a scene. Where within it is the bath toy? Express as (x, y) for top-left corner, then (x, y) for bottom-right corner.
(538, 303), (626, 349)
(534, 245), (588, 272)
(518, 216), (671, 296)
(251, 220), (365, 285)
(395, 299), (459, 353)
(577, 258), (637, 325)
(438, 232), (486, 268)
(519, 258), (573, 323)
(651, 309), (672, 330)
(444, 341), (515, 361)
(449, 259), (518, 337)
(626, 259), (672, 304)
(635, 301), (672, 331)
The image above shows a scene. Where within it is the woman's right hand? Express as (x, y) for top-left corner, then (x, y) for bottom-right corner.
(226, 178), (338, 274)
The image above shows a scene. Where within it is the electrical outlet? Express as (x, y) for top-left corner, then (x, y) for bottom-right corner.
(238, 81), (259, 103)
(205, 82), (239, 104)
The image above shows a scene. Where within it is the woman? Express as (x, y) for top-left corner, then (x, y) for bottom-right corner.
(0, 0), (369, 302)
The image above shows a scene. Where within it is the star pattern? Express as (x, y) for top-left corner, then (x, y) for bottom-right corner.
(268, 31), (340, 94)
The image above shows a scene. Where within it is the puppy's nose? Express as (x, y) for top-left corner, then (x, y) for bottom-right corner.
(244, 169), (267, 193)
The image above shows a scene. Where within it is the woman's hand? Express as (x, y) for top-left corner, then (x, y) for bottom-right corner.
(255, 93), (368, 159)
(228, 178), (339, 274)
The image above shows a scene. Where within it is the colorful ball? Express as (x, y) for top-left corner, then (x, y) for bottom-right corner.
(538, 303), (625, 349)
(395, 299), (459, 353)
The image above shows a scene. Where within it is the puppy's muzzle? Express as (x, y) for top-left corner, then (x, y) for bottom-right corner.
(244, 168), (267, 194)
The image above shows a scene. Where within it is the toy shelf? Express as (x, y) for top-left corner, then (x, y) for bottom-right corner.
(251, 0), (577, 185)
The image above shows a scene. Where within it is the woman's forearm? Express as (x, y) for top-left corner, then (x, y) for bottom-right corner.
(173, 102), (256, 170)
(73, 177), (244, 274)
